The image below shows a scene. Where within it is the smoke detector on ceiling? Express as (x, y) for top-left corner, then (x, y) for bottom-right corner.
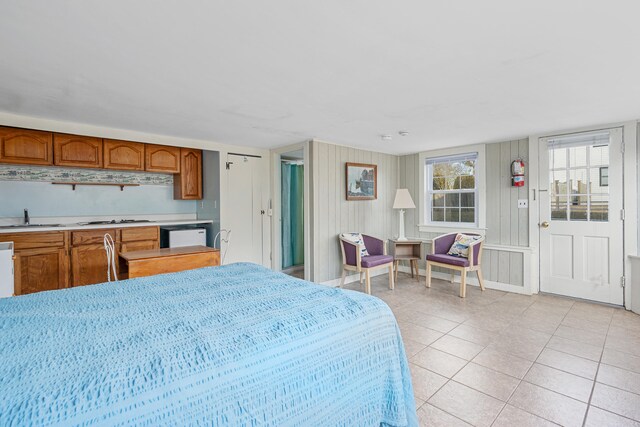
(398, 131), (409, 137)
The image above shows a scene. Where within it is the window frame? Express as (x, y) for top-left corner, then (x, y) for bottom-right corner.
(418, 144), (486, 233)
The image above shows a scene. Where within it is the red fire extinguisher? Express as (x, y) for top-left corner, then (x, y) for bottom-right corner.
(511, 159), (525, 187)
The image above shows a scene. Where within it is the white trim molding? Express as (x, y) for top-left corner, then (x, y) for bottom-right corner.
(418, 144), (487, 234)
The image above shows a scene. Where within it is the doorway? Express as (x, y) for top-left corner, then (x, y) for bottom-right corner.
(538, 128), (624, 305)
(280, 150), (304, 279)
(224, 153), (265, 265)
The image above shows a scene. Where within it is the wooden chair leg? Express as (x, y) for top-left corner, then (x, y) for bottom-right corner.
(388, 264), (394, 290)
(450, 272), (455, 283)
(477, 269), (485, 291)
(359, 272), (364, 286)
(339, 268), (347, 287)
(425, 262), (432, 288)
(394, 260), (399, 282)
(365, 269), (371, 294)
(460, 270), (467, 298)
(410, 260), (415, 278)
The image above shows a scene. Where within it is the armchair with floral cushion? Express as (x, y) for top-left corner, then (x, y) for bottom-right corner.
(338, 233), (395, 294)
(426, 232), (485, 298)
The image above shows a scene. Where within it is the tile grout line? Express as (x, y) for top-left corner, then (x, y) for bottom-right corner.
(581, 309), (615, 427)
(489, 299), (577, 426)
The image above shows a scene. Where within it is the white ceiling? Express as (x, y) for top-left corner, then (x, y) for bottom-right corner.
(1, 1), (640, 155)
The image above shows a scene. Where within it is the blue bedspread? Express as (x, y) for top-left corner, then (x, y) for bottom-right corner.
(0, 263), (417, 426)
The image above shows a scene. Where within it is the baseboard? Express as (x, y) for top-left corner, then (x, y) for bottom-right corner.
(396, 265), (531, 295)
(321, 266), (529, 295)
(321, 268), (390, 288)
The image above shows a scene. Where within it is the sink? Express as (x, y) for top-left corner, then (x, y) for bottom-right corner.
(0, 224), (64, 229)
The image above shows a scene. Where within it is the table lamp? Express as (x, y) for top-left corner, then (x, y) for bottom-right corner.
(393, 189), (415, 241)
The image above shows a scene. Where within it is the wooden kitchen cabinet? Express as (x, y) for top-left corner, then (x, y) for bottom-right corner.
(15, 248), (69, 295)
(71, 243), (115, 286)
(103, 139), (145, 171)
(0, 126), (53, 166)
(0, 231), (69, 295)
(174, 148), (202, 200)
(145, 144), (181, 173)
(119, 226), (159, 254)
(71, 229), (117, 286)
(54, 133), (103, 168)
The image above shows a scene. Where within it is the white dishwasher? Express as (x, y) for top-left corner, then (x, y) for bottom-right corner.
(0, 242), (14, 298)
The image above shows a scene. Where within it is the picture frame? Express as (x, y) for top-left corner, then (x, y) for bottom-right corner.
(346, 162), (377, 200)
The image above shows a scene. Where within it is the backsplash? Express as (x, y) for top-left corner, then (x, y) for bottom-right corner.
(0, 165), (196, 218)
(0, 165), (173, 185)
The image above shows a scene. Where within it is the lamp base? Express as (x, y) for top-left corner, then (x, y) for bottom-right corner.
(398, 209), (407, 241)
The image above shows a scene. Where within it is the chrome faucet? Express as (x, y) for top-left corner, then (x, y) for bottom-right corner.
(24, 208), (30, 226)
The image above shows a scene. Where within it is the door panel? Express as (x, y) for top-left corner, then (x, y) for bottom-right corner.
(225, 154), (264, 265)
(539, 128), (623, 304)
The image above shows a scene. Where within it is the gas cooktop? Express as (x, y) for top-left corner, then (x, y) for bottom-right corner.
(78, 219), (153, 225)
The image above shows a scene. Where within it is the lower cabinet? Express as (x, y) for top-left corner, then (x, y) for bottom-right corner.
(14, 247), (69, 295)
(3, 226), (162, 294)
(71, 244), (116, 286)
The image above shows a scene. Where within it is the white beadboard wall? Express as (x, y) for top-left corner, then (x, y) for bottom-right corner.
(310, 140), (399, 283)
(399, 138), (530, 287)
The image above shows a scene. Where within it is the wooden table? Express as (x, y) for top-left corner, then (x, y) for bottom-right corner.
(390, 239), (423, 281)
(119, 246), (220, 279)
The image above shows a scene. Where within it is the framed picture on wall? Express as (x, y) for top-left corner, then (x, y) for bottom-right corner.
(346, 162), (377, 200)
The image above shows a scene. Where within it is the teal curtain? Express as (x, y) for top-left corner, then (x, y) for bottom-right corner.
(281, 163), (304, 269)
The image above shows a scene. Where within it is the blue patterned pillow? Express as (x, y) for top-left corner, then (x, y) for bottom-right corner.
(341, 233), (370, 257)
(447, 233), (481, 258)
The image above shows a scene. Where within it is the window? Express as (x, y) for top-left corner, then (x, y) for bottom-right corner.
(548, 131), (610, 222)
(425, 153), (478, 226)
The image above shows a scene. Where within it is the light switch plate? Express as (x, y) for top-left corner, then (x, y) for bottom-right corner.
(518, 199), (528, 208)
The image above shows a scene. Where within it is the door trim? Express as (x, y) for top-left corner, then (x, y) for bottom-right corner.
(271, 142), (311, 281)
(533, 125), (625, 305)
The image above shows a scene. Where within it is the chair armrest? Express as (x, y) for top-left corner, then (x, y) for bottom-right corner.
(340, 238), (363, 270)
(468, 237), (484, 266)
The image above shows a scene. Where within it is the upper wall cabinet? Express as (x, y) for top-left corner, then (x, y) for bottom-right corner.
(0, 126), (53, 165)
(54, 134), (103, 168)
(174, 148), (202, 200)
(103, 139), (145, 171)
(145, 144), (181, 173)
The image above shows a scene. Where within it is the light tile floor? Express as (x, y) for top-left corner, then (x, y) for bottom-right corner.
(342, 273), (640, 427)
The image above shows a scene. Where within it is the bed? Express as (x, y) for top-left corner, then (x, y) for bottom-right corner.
(0, 263), (417, 426)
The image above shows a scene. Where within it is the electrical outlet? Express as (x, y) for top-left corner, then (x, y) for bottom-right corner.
(518, 199), (528, 208)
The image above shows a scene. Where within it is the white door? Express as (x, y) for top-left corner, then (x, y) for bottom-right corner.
(539, 128), (624, 304)
(225, 154), (265, 265)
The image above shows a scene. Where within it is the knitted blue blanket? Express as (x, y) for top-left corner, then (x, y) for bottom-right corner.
(0, 263), (417, 426)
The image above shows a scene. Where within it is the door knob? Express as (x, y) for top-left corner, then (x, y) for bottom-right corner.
(540, 221), (550, 228)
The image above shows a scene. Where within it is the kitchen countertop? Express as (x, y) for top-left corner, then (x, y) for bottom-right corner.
(0, 219), (213, 234)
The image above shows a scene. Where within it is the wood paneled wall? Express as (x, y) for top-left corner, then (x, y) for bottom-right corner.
(399, 138), (529, 287)
(310, 141), (398, 283)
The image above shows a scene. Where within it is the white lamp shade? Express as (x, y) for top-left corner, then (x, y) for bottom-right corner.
(393, 189), (416, 209)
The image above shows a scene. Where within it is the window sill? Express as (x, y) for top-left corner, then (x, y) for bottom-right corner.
(418, 224), (487, 234)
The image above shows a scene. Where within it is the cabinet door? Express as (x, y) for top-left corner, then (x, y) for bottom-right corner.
(174, 148), (202, 200)
(103, 139), (145, 171)
(0, 126), (53, 165)
(14, 247), (69, 295)
(145, 144), (181, 173)
(71, 244), (116, 286)
(54, 133), (103, 168)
